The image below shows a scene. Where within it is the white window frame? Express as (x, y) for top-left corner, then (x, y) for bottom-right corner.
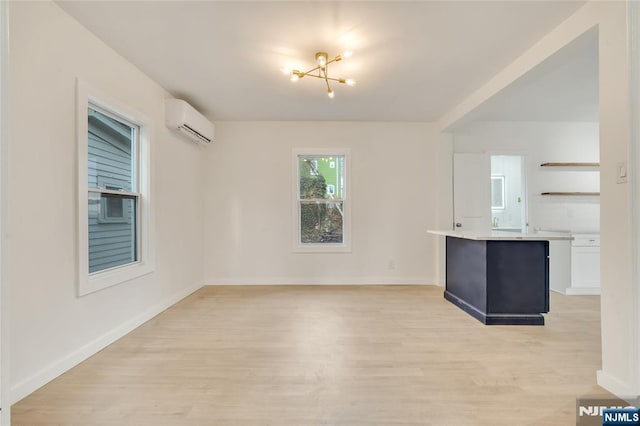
(292, 148), (351, 253)
(77, 79), (155, 296)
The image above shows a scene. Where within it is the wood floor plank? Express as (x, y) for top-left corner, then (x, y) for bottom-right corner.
(12, 286), (610, 425)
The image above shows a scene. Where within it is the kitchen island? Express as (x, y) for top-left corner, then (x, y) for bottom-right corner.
(428, 230), (572, 325)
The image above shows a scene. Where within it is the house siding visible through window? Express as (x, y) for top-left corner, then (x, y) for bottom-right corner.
(87, 107), (137, 273)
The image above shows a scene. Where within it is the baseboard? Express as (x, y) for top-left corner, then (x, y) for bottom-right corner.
(9, 281), (204, 405)
(566, 287), (601, 295)
(597, 369), (639, 399)
(205, 277), (434, 285)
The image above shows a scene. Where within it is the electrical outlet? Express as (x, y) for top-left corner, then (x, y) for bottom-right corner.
(388, 260), (396, 270)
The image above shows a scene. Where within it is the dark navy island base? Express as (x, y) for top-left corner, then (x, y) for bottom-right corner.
(444, 236), (550, 325)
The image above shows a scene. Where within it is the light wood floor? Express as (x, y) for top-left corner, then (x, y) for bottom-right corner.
(12, 286), (609, 425)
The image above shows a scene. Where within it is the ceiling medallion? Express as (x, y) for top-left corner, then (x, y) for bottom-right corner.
(283, 51), (356, 99)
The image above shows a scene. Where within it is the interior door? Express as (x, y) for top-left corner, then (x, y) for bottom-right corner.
(453, 153), (491, 232)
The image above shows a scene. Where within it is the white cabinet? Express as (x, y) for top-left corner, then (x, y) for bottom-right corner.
(567, 233), (600, 295)
(548, 232), (600, 295)
(549, 239), (571, 294)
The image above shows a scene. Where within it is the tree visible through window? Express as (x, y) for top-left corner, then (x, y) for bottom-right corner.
(297, 154), (346, 245)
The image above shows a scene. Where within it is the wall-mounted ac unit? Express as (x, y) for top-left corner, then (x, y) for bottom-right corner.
(165, 99), (214, 145)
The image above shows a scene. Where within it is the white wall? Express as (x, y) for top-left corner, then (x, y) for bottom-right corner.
(204, 122), (439, 285)
(595, 0), (636, 397)
(435, 134), (453, 287)
(453, 121), (600, 232)
(8, 1), (206, 403)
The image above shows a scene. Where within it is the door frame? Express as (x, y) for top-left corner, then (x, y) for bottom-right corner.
(0, 1), (9, 423)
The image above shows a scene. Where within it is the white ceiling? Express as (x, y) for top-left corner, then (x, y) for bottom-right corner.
(57, 1), (588, 122)
(457, 26), (599, 125)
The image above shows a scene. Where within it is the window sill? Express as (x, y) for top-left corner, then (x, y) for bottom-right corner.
(293, 244), (352, 253)
(79, 261), (155, 296)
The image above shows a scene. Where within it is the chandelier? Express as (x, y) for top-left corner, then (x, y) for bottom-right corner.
(284, 51), (356, 98)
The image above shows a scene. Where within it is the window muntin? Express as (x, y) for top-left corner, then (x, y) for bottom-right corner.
(297, 154), (346, 246)
(87, 106), (140, 273)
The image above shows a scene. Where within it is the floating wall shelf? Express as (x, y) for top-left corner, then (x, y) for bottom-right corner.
(540, 192), (600, 196)
(540, 163), (600, 197)
(540, 162), (600, 167)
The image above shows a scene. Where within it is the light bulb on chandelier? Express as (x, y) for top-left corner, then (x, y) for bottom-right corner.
(316, 52), (328, 68)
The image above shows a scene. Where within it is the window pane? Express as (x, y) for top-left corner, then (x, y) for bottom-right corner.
(88, 108), (135, 192)
(300, 201), (344, 244)
(88, 192), (137, 273)
(299, 155), (344, 200)
(106, 195), (124, 218)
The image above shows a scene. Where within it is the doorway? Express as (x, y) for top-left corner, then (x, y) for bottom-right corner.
(452, 153), (527, 233)
(490, 155), (527, 232)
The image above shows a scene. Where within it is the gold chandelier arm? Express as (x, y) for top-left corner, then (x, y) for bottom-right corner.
(298, 72), (342, 81)
(302, 65), (321, 75)
(298, 73), (324, 80)
(326, 55), (342, 66)
(322, 65), (332, 92)
(296, 73), (346, 84)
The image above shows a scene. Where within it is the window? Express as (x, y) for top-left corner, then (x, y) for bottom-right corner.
(77, 81), (154, 296)
(294, 150), (350, 251)
(88, 106), (138, 274)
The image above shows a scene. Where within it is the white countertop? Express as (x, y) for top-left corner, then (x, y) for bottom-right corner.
(535, 227), (600, 235)
(427, 229), (573, 241)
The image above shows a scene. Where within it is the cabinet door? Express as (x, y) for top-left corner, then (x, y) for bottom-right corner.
(571, 246), (600, 289)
